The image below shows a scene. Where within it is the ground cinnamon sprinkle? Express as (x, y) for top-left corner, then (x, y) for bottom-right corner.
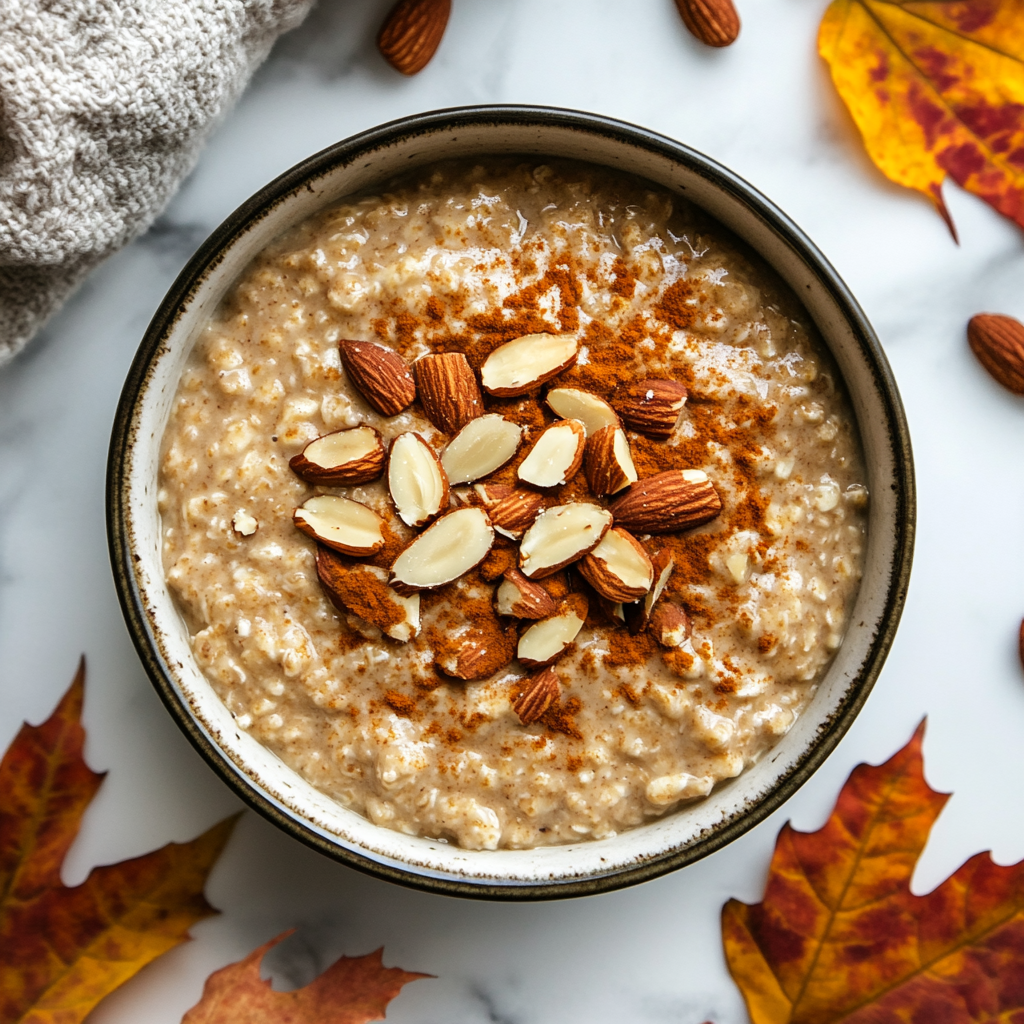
(655, 279), (702, 331)
(540, 696), (583, 739)
(610, 257), (637, 298)
(384, 691), (416, 716)
(606, 627), (659, 667)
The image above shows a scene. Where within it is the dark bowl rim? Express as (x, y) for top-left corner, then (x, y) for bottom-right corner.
(107, 103), (915, 901)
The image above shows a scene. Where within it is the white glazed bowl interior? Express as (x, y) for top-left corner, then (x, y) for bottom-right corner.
(110, 107), (912, 898)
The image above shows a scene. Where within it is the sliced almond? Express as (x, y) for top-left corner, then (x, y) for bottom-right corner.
(480, 333), (579, 397)
(546, 387), (620, 437)
(609, 469), (722, 534)
(339, 339), (417, 416)
(388, 432), (450, 528)
(649, 601), (691, 648)
(495, 568), (557, 619)
(316, 548), (420, 642)
(513, 668), (561, 725)
(390, 507), (494, 592)
(289, 426), (386, 485)
(489, 489), (545, 539)
(626, 547), (676, 634)
(578, 528), (654, 603)
(473, 482), (513, 508)
(517, 419), (585, 489)
(585, 425), (638, 497)
(413, 352), (484, 433)
(519, 503), (612, 579)
(293, 495), (385, 556)
(442, 414), (523, 485)
(611, 378), (689, 439)
(517, 594), (588, 668)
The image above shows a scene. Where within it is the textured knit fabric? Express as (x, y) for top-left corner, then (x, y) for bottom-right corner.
(0, 0), (314, 365)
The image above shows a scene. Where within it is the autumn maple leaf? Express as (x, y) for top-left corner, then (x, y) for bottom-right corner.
(722, 720), (1024, 1023)
(818, 0), (1024, 238)
(181, 929), (429, 1024)
(0, 659), (236, 1024)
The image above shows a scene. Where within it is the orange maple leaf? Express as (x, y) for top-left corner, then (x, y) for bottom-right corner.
(181, 929), (429, 1024)
(818, 0), (1024, 238)
(0, 659), (237, 1024)
(722, 721), (1024, 1023)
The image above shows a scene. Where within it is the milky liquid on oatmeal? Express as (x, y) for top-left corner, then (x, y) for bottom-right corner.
(159, 159), (868, 850)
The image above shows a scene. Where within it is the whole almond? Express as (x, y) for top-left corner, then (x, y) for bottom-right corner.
(495, 568), (558, 619)
(513, 668), (561, 725)
(339, 340), (416, 416)
(674, 0), (740, 47)
(377, 0), (451, 76)
(489, 489), (545, 539)
(609, 470), (721, 534)
(968, 314), (1024, 394)
(414, 352), (484, 433)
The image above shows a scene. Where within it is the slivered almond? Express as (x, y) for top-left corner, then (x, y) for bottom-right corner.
(626, 547), (676, 634)
(609, 470), (721, 533)
(388, 432), (449, 528)
(612, 379), (688, 439)
(495, 569), (557, 619)
(489, 489), (545, 539)
(339, 339), (417, 416)
(517, 594), (588, 668)
(413, 352), (484, 433)
(578, 528), (654, 603)
(649, 601), (691, 648)
(513, 668), (561, 725)
(519, 503), (612, 579)
(316, 548), (420, 642)
(289, 426), (385, 485)
(293, 495), (385, 556)
(585, 425), (638, 496)
(442, 414), (523, 484)
(480, 332), (579, 396)
(390, 507), (494, 592)
(546, 387), (619, 436)
(517, 419), (585, 489)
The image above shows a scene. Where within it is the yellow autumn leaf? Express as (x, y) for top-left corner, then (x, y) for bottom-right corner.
(818, 0), (1024, 237)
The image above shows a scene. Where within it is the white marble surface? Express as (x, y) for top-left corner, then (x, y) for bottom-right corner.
(2, 1), (1024, 1021)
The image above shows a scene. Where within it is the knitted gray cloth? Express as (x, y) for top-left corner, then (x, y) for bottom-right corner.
(0, 0), (314, 365)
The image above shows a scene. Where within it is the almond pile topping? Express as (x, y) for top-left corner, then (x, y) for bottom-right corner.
(495, 568), (557, 619)
(339, 339), (417, 416)
(967, 313), (1024, 394)
(413, 352), (484, 433)
(293, 495), (386, 556)
(517, 418), (585, 489)
(517, 594), (588, 668)
(376, 0), (451, 75)
(585, 425), (638, 497)
(480, 332), (579, 396)
(612, 379), (689, 439)
(546, 387), (620, 436)
(289, 426), (386, 485)
(388, 432), (449, 528)
(519, 503), (613, 578)
(578, 527), (654, 603)
(317, 549), (420, 642)
(609, 469), (721, 533)
(485, 488), (545, 539)
(513, 668), (561, 725)
(626, 547), (675, 633)
(442, 414), (523, 484)
(390, 507), (494, 593)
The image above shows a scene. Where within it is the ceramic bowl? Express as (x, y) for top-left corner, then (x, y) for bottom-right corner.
(108, 105), (914, 899)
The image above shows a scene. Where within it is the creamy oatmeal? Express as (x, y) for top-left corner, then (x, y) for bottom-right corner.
(159, 159), (867, 850)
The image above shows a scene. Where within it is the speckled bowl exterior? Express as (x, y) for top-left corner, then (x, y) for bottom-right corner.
(107, 105), (914, 900)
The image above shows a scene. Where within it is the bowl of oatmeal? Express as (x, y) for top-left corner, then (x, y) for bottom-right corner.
(108, 106), (913, 898)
